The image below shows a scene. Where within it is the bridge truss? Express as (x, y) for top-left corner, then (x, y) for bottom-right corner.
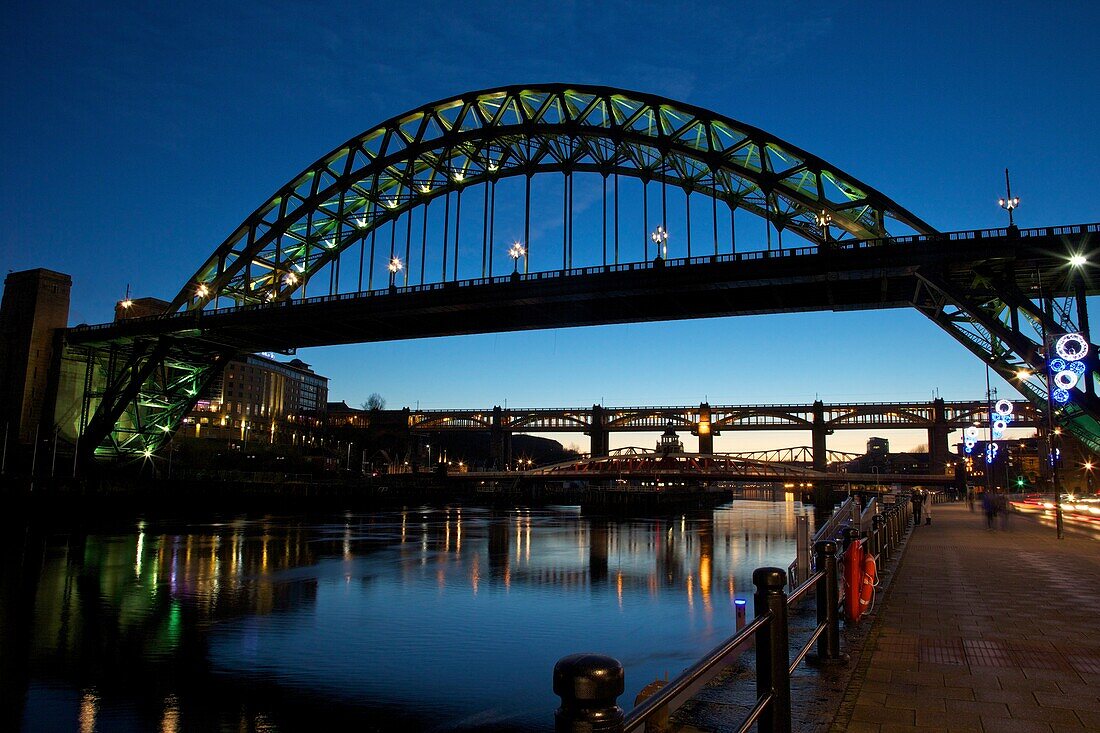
(59, 84), (1100, 464)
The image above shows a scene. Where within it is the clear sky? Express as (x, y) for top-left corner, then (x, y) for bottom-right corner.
(3, 1), (1098, 452)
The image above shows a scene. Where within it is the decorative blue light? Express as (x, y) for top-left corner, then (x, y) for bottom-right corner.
(985, 443), (998, 464)
(1056, 333), (1089, 362)
(1049, 358), (1068, 374)
(1069, 360), (1087, 376)
(1053, 388), (1071, 404)
(1054, 369), (1080, 390)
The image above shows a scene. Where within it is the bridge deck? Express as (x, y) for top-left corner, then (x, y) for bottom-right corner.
(832, 502), (1100, 731)
(66, 224), (1099, 353)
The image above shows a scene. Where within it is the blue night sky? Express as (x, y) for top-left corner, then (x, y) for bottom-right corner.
(3, 1), (1098, 452)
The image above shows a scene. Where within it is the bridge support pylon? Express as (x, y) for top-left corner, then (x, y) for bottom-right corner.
(491, 406), (506, 469)
(694, 402), (715, 455)
(811, 400), (830, 472)
(928, 397), (950, 476)
(588, 404), (609, 457)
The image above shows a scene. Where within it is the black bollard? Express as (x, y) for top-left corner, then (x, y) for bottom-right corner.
(812, 540), (846, 664)
(553, 653), (625, 733)
(753, 567), (792, 733)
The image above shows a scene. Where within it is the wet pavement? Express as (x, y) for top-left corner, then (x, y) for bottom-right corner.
(831, 502), (1100, 732)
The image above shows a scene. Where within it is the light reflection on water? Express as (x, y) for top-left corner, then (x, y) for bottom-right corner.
(8, 498), (816, 732)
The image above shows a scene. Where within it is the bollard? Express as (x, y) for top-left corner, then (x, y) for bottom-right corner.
(553, 653), (625, 733)
(812, 540), (845, 663)
(753, 567), (792, 733)
(842, 526), (859, 552)
(870, 515), (883, 557)
(735, 598), (747, 631)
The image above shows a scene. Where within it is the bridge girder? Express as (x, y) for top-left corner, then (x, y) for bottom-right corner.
(169, 84), (935, 314)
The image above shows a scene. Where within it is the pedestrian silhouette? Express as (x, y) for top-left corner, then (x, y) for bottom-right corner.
(911, 490), (925, 525)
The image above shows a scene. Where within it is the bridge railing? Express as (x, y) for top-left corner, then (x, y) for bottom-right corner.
(66, 222), (1100, 336)
(553, 499), (913, 733)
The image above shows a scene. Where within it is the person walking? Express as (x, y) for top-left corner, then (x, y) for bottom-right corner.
(911, 490), (925, 525)
(982, 490), (997, 530)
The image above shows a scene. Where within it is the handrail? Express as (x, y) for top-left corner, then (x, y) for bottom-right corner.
(735, 692), (775, 733)
(69, 221), (1100, 334)
(622, 612), (771, 732)
(789, 624), (828, 676)
(787, 569), (825, 606)
(624, 567), (826, 733)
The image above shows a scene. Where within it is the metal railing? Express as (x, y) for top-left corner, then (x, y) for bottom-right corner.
(68, 222), (1100, 335)
(553, 498), (913, 733)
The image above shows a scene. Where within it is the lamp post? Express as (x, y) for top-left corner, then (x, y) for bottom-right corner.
(650, 225), (668, 262)
(1085, 461), (1094, 495)
(509, 241), (526, 278)
(997, 168), (1020, 228)
(387, 256), (403, 289)
(814, 210), (832, 243)
(119, 283), (133, 311)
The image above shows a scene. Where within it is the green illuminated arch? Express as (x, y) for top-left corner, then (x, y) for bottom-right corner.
(172, 83), (936, 311)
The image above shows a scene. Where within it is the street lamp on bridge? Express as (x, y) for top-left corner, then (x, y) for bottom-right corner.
(388, 256), (403, 289)
(997, 168), (1020, 228)
(509, 241), (526, 277)
(651, 225), (668, 262)
(815, 210), (832, 242)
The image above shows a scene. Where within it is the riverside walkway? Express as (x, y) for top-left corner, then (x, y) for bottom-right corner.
(831, 502), (1100, 732)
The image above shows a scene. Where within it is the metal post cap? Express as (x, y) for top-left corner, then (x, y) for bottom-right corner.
(871, 515), (883, 527)
(814, 539), (838, 555)
(844, 527), (859, 540)
(752, 566), (787, 590)
(553, 654), (625, 701)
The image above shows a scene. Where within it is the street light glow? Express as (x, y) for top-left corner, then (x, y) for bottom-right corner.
(1070, 254), (1087, 267)
(388, 256), (404, 274)
(651, 225), (669, 258)
(1016, 369), (1032, 380)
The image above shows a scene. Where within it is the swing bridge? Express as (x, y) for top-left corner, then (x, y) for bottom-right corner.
(54, 84), (1100, 465)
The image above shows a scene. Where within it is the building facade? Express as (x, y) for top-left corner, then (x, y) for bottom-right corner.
(182, 354), (328, 446)
(0, 269), (72, 447)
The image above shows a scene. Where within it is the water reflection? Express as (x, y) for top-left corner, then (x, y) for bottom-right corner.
(5, 499), (815, 732)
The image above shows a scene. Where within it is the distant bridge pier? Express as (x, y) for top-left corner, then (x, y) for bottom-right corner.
(811, 400), (830, 472)
(928, 397), (950, 476)
(588, 404), (610, 458)
(491, 406), (507, 469)
(694, 402), (715, 455)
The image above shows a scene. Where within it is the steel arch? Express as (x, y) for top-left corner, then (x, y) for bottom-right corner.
(173, 84), (936, 312)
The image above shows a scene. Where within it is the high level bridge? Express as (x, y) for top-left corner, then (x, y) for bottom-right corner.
(53, 84), (1100, 465)
(402, 399), (1041, 471)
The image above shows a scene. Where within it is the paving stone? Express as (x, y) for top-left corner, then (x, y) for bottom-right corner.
(971, 718), (1055, 732)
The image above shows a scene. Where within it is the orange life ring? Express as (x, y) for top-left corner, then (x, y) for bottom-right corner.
(859, 553), (877, 612)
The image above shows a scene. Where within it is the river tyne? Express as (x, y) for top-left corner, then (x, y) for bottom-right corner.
(3, 497), (822, 732)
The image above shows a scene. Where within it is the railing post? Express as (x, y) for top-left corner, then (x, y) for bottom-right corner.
(842, 526), (859, 553)
(553, 653), (625, 733)
(754, 567), (792, 733)
(813, 541), (846, 663)
(871, 514), (885, 560)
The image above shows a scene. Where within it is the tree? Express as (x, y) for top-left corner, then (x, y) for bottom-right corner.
(361, 393), (386, 411)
